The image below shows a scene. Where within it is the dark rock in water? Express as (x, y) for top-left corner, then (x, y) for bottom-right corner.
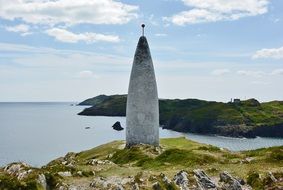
(112, 121), (124, 131)
(85, 127), (90, 129)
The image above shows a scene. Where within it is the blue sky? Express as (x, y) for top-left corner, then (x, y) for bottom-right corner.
(0, 0), (282, 102)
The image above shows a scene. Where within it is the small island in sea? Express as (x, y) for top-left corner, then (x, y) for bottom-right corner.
(78, 94), (283, 138)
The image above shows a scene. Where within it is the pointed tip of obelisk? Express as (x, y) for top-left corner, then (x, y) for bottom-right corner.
(138, 35), (147, 43)
(139, 23), (147, 42)
(136, 36), (149, 54)
(126, 23), (159, 147)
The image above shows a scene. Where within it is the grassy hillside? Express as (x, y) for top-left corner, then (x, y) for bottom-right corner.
(78, 95), (283, 138)
(1, 137), (282, 189)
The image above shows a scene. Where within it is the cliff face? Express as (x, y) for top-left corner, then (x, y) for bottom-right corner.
(78, 95), (283, 138)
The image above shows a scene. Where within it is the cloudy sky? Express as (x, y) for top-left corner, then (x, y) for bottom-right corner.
(0, 0), (282, 102)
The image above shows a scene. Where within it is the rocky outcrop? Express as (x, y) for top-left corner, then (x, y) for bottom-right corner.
(219, 171), (242, 190)
(88, 158), (114, 165)
(3, 162), (47, 190)
(132, 183), (139, 190)
(89, 176), (133, 189)
(112, 121), (124, 131)
(194, 169), (217, 189)
(4, 162), (32, 180)
(152, 182), (162, 190)
(58, 171), (72, 177)
(173, 170), (189, 190)
(37, 174), (47, 190)
(268, 171), (278, 183)
(1, 138), (282, 189)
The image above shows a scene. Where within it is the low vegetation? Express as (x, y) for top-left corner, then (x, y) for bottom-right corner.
(78, 95), (283, 137)
(1, 137), (282, 189)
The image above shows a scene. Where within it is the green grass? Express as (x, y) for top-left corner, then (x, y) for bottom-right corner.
(111, 146), (151, 165)
(78, 95), (283, 137)
(1, 137), (283, 189)
(77, 140), (124, 161)
(0, 170), (47, 190)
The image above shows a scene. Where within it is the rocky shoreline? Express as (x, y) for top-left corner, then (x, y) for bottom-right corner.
(77, 95), (283, 138)
(1, 137), (282, 189)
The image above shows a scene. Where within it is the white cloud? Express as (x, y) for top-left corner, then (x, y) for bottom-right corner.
(1, 43), (283, 102)
(271, 69), (283, 75)
(237, 70), (266, 77)
(164, 0), (269, 25)
(76, 70), (97, 79)
(5, 24), (29, 33)
(4, 24), (32, 36)
(148, 14), (158, 26)
(0, 0), (138, 26)
(0, 43), (132, 101)
(155, 33), (167, 37)
(251, 81), (269, 85)
(45, 28), (120, 43)
(252, 46), (283, 59)
(0, 42), (131, 68)
(0, 42), (60, 53)
(211, 69), (230, 76)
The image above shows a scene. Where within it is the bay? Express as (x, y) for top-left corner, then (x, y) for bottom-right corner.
(0, 102), (282, 167)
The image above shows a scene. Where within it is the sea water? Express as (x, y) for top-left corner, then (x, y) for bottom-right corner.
(0, 102), (282, 166)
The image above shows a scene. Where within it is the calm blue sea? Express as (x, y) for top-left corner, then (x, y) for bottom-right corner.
(0, 102), (283, 167)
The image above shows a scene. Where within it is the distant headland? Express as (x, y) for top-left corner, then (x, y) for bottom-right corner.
(78, 94), (283, 138)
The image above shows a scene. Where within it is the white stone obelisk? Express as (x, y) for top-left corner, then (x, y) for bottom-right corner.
(126, 24), (159, 147)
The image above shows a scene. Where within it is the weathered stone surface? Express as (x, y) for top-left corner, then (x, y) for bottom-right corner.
(58, 171), (72, 177)
(126, 36), (159, 147)
(37, 174), (47, 190)
(90, 176), (133, 189)
(160, 173), (171, 186)
(152, 182), (162, 190)
(173, 170), (189, 190)
(220, 171), (233, 183)
(194, 169), (217, 189)
(4, 162), (32, 180)
(58, 184), (68, 190)
(241, 157), (254, 164)
(114, 184), (125, 190)
(268, 171), (278, 183)
(132, 183), (139, 190)
(219, 171), (242, 190)
(88, 158), (114, 165)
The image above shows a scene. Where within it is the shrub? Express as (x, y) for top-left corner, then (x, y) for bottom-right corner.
(247, 171), (264, 190)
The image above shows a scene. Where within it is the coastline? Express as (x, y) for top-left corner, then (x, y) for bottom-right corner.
(1, 137), (282, 190)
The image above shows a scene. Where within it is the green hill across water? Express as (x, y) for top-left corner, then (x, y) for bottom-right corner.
(78, 95), (283, 138)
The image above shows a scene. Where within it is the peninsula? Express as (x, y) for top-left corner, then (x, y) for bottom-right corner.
(78, 94), (283, 138)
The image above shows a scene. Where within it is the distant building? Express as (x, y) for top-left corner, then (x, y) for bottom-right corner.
(233, 99), (241, 104)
